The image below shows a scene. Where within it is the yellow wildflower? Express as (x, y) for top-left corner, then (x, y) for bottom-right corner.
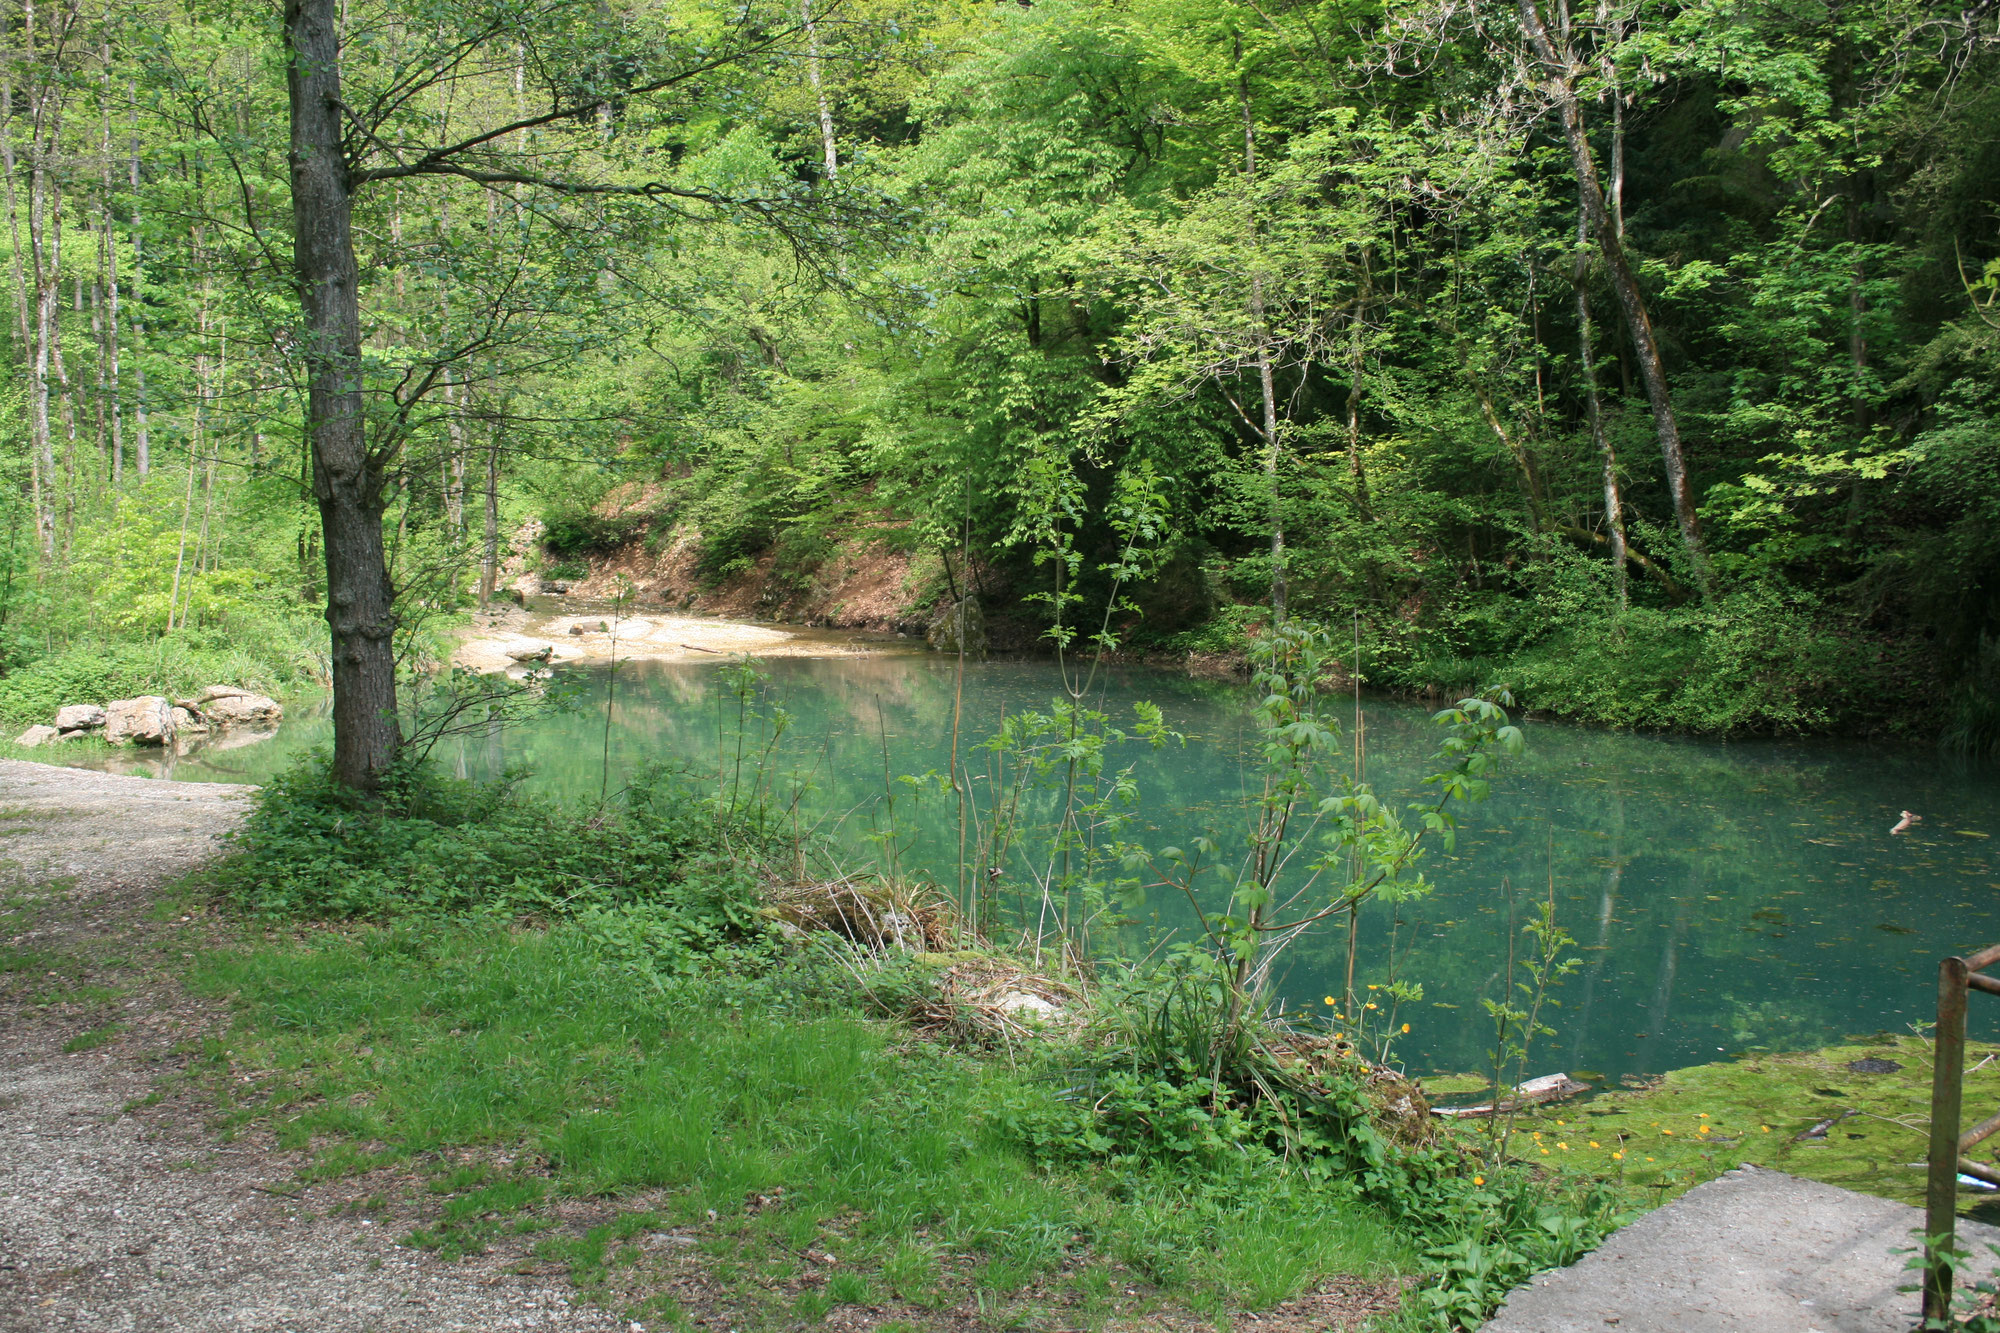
(1473, 1175), (1484, 1186)
(1324, 996), (1336, 1005)
(1401, 1024), (1411, 1034)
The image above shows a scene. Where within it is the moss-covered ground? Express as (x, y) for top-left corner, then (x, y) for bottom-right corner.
(1433, 1035), (2000, 1221)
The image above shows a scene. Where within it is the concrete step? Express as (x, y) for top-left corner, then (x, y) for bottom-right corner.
(1483, 1164), (2000, 1332)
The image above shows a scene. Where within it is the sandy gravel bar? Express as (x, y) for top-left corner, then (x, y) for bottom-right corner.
(452, 606), (912, 676)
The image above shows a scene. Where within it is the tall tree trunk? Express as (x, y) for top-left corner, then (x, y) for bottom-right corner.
(0, 31), (37, 520)
(287, 0), (402, 790)
(802, 0), (837, 179)
(479, 420), (499, 608)
(1239, 61), (1285, 622)
(99, 46), (120, 487)
(27, 90), (58, 558)
(1517, 0), (1710, 593)
(127, 85), (147, 479)
(1344, 259), (1374, 523)
(1574, 207), (1626, 608)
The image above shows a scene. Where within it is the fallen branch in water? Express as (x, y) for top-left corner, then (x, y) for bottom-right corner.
(1432, 1072), (1591, 1118)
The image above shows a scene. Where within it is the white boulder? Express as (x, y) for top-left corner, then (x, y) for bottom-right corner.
(504, 642), (555, 663)
(103, 696), (175, 747)
(196, 686), (282, 727)
(13, 724), (56, 747)
(54, 704), (105, 731)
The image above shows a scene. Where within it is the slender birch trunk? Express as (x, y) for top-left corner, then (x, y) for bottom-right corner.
(1574, 206), (1627, 608)
(802, 0), (837, 178)
(1517, 0), (1710, 593)
(127, 84), (147, 478)
(99, 45), (120, 486)
(1238, 60), (1285, 622)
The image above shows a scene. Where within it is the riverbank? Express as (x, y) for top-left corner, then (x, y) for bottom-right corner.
(0, 759), (1445, 1330)
(450, 600), (914, 676)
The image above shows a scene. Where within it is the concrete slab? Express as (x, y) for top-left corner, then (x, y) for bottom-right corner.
(1482, 1165), (2000, 1333)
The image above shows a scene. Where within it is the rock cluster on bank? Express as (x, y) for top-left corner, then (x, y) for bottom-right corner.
(12, 685), (283, 749)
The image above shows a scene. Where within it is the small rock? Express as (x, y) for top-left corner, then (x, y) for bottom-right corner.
(995, 990), (1062, 1020)
(170, 706), (211, 737)
(13, 724), (57, 748)
(53, 704), (105, 731)
(568, 624), (585, 636)
(104, 696), (175, 746)
(505, 642), (555, 663)
(1846, 1057), (1902, 1074)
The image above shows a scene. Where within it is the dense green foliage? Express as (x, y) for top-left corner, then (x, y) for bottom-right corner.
(207, 759), (779, 967)
(3, 0), (1995, 740)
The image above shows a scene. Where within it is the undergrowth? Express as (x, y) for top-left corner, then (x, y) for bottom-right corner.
(0, 621), (327, 727)
(183, 752), (1616, 1330)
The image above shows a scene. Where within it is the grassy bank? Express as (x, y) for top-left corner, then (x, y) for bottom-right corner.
(0, 619), (329, 731)
(172, 737), (1616, 1333)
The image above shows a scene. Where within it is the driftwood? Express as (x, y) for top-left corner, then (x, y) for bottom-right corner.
(1431, 1072), (1590, 1118)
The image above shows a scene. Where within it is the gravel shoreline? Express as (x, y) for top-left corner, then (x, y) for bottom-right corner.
(0, 760), (626, 1332)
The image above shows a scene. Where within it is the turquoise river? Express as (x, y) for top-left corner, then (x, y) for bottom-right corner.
(60, 637), (2000, 1083)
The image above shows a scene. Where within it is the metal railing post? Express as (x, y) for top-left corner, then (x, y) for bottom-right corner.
(1927, 954), (1971, 1324)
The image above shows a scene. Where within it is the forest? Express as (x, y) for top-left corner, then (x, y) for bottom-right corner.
(2, 0), (1998, 779)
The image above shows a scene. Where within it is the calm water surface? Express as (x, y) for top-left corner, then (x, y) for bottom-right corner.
(75, 647), (2000, 1081)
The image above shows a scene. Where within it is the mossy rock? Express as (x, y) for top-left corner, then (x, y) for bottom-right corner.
(1490, 1036), (2000, 1219)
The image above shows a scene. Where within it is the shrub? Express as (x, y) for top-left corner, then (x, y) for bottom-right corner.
(0, 622), (326, 726)
(202, 758), (781, 975)
(541, 507), (649, 558)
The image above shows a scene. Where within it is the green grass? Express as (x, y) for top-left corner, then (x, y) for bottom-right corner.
(188, 920), (1415, 1325)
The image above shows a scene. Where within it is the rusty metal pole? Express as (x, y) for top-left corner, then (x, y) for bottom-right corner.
(1927, 954), (1971, 1324)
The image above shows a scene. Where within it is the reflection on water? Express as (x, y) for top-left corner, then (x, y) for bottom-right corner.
(68, 653), (2000, 1081)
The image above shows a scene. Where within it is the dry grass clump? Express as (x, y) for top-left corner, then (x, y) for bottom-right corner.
(764, 873), (959, 952)
(906, 955), (1084, 1047)
(1263, 1029), (1437, 1147)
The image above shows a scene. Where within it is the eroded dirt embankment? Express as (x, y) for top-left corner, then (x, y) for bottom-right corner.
(0, 761), (624, 1332)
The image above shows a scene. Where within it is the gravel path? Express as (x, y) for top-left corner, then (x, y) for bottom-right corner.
(0, 760), (627, 1333)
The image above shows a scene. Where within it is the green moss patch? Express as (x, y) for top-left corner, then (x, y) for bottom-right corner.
(1491, 1036), (2000, 1218)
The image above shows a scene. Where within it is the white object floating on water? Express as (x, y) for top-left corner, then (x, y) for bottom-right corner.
(1958, 1172), (1997, 1190)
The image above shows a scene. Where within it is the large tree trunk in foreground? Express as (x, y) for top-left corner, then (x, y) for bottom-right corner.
(286, 0), (401, 790)
(1517, 0), (1710, 595)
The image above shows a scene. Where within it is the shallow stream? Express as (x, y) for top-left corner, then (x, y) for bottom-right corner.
(67, 642), (2000, 1082)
